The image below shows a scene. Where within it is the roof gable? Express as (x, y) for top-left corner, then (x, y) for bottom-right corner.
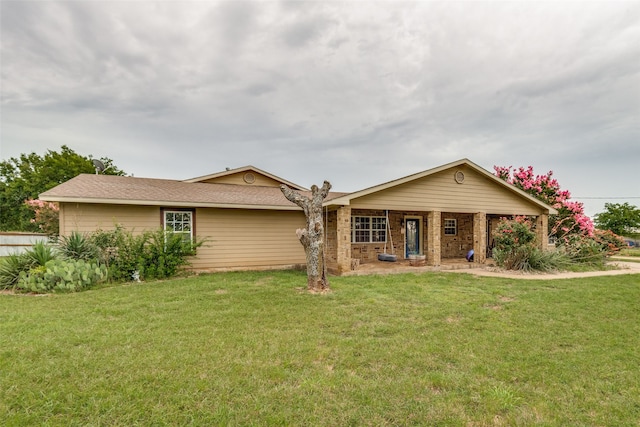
(184, 166), (307, 190)
(325, 159), (558, 215)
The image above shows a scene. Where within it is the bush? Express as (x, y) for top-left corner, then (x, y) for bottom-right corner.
(0, 253), (36, 290)
(492, 217), (565, 272)
(593, 229), (627, 256)
(57, 231), (99, 261)
(16, 259), (108, 293)
(24, 241), (57, 266)
(139, 230), (200, 280)
(88, 226), (202, 282)
(557, 230), (626, 268)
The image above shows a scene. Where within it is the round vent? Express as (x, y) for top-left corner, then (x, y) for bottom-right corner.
(454, 170), (465, 184)
(243, 172), (256, 184)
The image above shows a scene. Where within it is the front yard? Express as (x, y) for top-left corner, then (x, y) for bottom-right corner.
(2, 271), (639, 425)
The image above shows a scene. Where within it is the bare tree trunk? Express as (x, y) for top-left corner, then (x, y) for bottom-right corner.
(280, 181), (331, 292)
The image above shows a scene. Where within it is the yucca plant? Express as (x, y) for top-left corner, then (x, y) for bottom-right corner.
(0, 253), (36, 289)
(58, 231), (98, 261)
(24, 242), (57, 267)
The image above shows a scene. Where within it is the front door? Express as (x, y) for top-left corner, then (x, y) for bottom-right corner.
(405, 218), (420, 257)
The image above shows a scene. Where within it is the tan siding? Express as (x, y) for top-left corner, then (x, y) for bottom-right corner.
(191, 208), (307, 269)
(60, 203), (306, 270)
(198, 172), (283, 187)
(60, 203), (160, 234)
(351, 165), (543, 215)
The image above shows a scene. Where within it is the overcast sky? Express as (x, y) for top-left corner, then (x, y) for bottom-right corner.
(2, 1), (639, 217)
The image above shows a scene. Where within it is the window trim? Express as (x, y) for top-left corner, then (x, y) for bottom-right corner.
(444, 218), (457, 236)
(162, 208), (196, 243)
(351, 215), (387, 243)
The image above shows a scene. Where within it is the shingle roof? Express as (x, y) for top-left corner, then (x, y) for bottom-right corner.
(40, 174), (348, 210)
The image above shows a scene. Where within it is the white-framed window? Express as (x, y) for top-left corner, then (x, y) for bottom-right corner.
(351, 216), (386, 243)
(444, 218), (457, 236)
(163, 209), (194, 243)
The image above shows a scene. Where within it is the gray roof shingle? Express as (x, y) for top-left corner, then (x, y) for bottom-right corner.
(40, 174), (347, 209)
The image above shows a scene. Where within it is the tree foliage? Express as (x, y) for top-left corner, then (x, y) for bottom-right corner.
(594, 203), (640, 236)
(494, 165), (594, 240)
(0, 145), (124, 232)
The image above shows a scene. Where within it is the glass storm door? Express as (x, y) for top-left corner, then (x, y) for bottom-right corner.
(405, 219), (420, 256)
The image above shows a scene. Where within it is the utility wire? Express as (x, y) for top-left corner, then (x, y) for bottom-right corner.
(574, 197), (640, 199)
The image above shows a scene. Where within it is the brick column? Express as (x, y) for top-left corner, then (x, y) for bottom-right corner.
(536, 213), (549, 251)
(336, 206), (352, 274)
(427, 210), (441, 266)
(473, 212), (487, 264)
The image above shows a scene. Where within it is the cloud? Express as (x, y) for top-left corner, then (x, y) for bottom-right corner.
(1, 0), (639, 216)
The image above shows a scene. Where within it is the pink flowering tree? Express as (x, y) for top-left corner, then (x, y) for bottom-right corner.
(24, 199), (59, 236)
(494, 165), (594, 241)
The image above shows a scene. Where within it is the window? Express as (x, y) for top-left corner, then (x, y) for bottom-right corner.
(351, 216), (386, 243)
(164, 210), (193, 243)
(444, 218), (457, 236)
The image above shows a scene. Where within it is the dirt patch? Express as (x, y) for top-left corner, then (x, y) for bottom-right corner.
(0, 289), (50, 297)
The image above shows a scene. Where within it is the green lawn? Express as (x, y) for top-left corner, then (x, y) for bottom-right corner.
(620, 247), (640, 257)
(2, 271), (640, 426)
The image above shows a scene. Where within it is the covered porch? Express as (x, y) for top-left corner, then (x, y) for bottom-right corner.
(320, 159), (556, 276)
(324, 207), (549, 275)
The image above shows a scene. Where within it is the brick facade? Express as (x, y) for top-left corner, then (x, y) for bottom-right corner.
(327, 209), (482, 267)
(441, 213), (474, 258)
(325, 208), (550, 273)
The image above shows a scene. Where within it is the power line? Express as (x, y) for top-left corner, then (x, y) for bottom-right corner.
(574, 197), (640, 199)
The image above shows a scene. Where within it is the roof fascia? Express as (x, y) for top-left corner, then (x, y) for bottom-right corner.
(184, 165), (308, 191)
(39, 196), (303, 211)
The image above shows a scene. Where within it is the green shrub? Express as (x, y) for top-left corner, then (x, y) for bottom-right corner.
(593, 229), (627, 256)
(16, 259), (108, 293)
(88, 226), (202, 282)
(555, 230), (624, 268)
(139, 230), (200, 280)
(24, 242), (57, 266)
(57, 231), (99, 261)
(0, 253), (36, 289)
(493, 217), (567, 272)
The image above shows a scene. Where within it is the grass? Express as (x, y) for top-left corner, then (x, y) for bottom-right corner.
(620, 247), (640, 257)
(2, 270), (640, 426)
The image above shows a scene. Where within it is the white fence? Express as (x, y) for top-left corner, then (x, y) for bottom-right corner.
(0, 232), (50, 256)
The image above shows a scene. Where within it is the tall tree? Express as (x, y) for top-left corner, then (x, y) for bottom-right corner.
(0, 145), (125, 232)
(280, 181), (331, 292)
(594, 203), (640, 236)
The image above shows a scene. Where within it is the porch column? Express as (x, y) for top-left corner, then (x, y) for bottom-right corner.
(536, 213), (549, 251)
(473, 212), (487, 264)
(335, 206), (352, 274)
(427, 210), (441, 266)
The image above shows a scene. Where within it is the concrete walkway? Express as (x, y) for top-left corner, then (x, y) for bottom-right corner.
(453, 260), (640, 280)
(344, 257), (640, 280)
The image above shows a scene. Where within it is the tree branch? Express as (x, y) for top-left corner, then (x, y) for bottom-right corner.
(280, 184), (310, 212)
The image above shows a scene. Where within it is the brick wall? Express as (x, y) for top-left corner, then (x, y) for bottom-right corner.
(441, 213), (474, 258)
(350, 209), (428, 263)
(350, 209), (395, 263)
(325, 209), (338, 266)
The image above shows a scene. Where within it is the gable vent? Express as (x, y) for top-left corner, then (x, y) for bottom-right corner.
(243, 172), (256, 184)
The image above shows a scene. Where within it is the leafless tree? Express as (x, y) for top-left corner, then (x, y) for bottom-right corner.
(280, 181), (332, 292)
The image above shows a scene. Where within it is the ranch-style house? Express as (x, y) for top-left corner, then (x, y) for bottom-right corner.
(40, 159), (558, 274)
